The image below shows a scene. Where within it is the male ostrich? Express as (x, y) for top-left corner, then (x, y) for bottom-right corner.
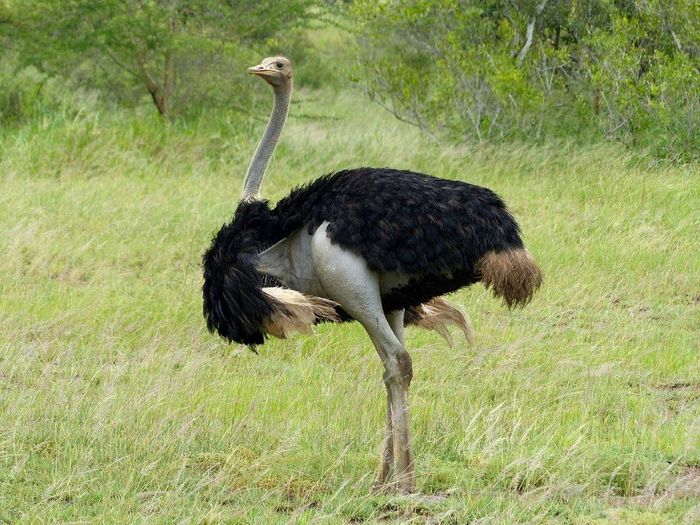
(203, 56), (542, 493)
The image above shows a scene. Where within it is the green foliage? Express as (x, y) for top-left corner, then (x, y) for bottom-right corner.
(0, 59), (48, 123)
(9, 0), (322, 117)
(351, 0), (700, 160)
(0, 55), (101, 124)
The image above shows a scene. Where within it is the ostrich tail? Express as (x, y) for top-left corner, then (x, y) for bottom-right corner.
(477, 248), (542, 308)
(261, 287), (340, 339)
(405, 297), (474, 347)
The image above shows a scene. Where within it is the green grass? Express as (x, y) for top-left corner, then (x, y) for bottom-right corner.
(1, 89), (699, 524)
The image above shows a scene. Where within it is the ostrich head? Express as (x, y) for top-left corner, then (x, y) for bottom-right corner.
(248, 56), (292, 88)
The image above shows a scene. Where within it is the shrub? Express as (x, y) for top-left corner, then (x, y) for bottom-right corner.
(351, 0), (700, 160)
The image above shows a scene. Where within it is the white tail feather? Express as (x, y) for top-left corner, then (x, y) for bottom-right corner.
(261, 287), (340, 339)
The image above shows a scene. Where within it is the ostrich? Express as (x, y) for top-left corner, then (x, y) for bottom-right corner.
(202, 56), (542, 493)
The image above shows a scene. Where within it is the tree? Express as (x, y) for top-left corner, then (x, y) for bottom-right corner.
(14, 0), (319, 117)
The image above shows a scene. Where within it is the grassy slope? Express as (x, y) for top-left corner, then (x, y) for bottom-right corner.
(0, 89), (699, 524)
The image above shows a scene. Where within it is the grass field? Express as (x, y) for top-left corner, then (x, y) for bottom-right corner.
(1, 88), (699, 524)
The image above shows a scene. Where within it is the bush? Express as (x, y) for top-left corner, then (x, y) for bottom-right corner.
(351, 0), (700, 161)
(0, 56), (101, 125)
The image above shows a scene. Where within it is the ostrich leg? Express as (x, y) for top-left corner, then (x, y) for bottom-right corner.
(374, 309), (405, 489)
(385, 309), (414, 490)
(375, 310), (413, 490)
(364, 310), (414, 492)
(311, 224), (415, 493)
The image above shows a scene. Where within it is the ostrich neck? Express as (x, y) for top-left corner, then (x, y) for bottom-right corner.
(242, 84), (291, 200)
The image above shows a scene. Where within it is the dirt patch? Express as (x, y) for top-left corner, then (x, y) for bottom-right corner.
(672, 466), (700, 497)
(610, 466), (700, 508)
(655, 381), (700, 391)
(346, 493), (456, 524)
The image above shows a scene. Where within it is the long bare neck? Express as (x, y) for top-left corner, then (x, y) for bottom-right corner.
(242, 84), (291, 200)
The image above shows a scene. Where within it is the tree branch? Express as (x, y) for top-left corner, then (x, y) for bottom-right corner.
(82, 17), (141, 80)
(516, 0), (548, 66)
(135, 49), (167, 116)
(664, 16), (699, 73)
(103, 47), (141, 80)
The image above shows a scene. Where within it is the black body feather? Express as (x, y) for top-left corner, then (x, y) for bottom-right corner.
(203, 168), (525, 345)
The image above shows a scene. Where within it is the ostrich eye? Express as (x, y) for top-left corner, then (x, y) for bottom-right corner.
(276, 62), (283, 69)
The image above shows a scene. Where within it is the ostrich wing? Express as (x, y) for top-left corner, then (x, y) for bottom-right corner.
(256, 227), (320, 295)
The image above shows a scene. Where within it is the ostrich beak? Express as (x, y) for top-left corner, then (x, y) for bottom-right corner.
(248, 65), (274, 77)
